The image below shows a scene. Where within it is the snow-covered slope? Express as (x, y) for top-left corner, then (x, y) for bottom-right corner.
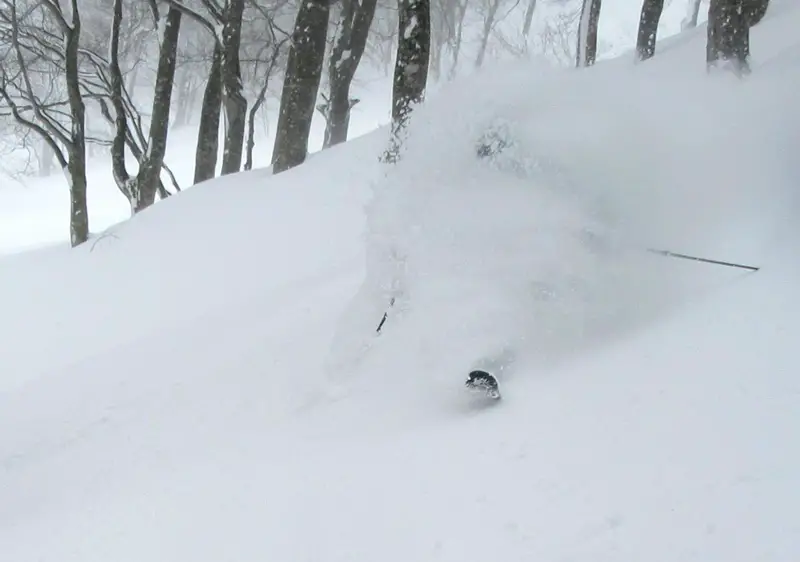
(2, 3), (799, 561)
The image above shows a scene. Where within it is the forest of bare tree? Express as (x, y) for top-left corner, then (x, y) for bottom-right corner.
(0, 0), (769, 246)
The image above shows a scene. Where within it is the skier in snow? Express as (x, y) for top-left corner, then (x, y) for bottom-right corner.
(325, 119), (614, 398)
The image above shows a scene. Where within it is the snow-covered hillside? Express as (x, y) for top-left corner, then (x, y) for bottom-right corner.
(2, 3), (799, 561)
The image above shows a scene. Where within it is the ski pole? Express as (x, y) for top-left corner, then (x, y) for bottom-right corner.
(376, 297), (395, 334)
(647, 248), (759, 272)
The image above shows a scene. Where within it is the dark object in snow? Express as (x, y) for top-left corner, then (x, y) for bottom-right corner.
(376, 297), (395, 334)
(465, 370), (501, 399)
(706, 0), (769, 76)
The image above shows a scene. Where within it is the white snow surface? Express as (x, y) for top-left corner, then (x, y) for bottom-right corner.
(2, 4), (800, 561)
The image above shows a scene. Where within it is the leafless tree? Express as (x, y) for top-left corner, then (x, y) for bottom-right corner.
(384, 0), (430, 162)
(324, 0), (377, 147)
(576, 0), (601, 67)
(0, 0), (90, 246)
(475, 0), (503, 68)
(493, 7), (578, 66)
(707, 0), (769, 75)
(271, 0), (331, 173)
(165, 0), (248, 177)
(194, 43), (223, 183)
(681, 0), (702, 30)
(636, 0), (664, 61)
(79, 1), (184, 209)
(521, 0), (536, 36)
(243, 33), (288, 170)
(363, 0), (398, 77)
(90, 0), (183, 213)
(172, 35), (208, 128)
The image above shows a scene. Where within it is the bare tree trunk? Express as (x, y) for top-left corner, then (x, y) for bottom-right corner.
(680, 0), (702, 30)
(194, 45), (222, 184)
(706, 0), (763, 75)
(39, 138), (54, 176)
(475, 0), (501, 68)
(136, 7), (182, 211)
(184, 84), (200, 126)
(244, 95), (264, 172)
(745, 0), (770, 26)
(448, 0), (468, 79)
(244, 41), (284, 171)
(126, 63), (140, 98)
(0, 1), (89, 245)
(89, 0), (180, 213)
(636, 0), (665, 60)
(63, 3), (89, 245)
(326, 0), (378, 148)
(108, 0), (133, 210)
(522, 0), (537, 36)
(430, 31), (442, 81)
(220, 0), (247, 176)
(385, 0), (431, 162)
(271, 0), (331, 173)
(172, 67), (191, 128)
(66, 144), (89, 246)
(172, 70), (201, 129)
(576, 0), (602, 67)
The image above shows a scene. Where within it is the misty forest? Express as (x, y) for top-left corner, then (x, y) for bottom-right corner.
(0, 0), (769, 246)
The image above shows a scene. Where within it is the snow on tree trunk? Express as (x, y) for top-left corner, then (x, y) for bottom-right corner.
(706, 0), (750, 76)
(66, 152), (88, 247)
(194, 45), (223, 184)
(576, 0), (602, 67)
(325, 0), (378, 148)
(706, 0), (764, 75)
(745, 0), (770, 26)
(220, 0), (247, 176)
(325, 95), (360, 148)
(136, 7), (182, 212)
(64, 6), (88, 246)
(636, 0), (665, 61)
(385, 0), (431, 162)
(271, 0), (331, 174)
